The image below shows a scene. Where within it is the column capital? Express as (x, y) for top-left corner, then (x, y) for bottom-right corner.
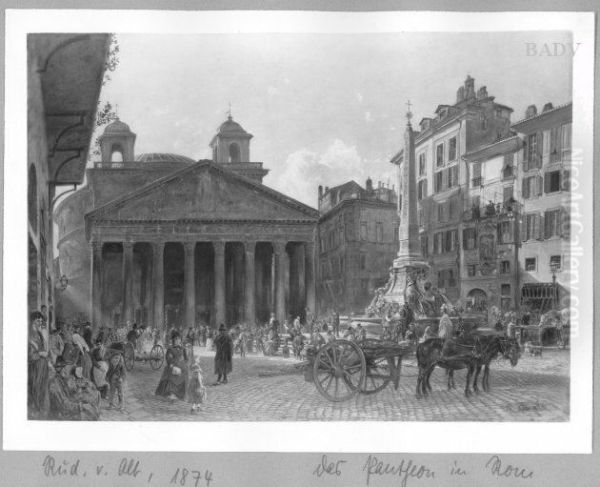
(153, 241), (165, 250)
(91, 241), (103, 252)
(183, 241), (196, 252)
(244, 240), (257, 254)
(213, 241), (226, 255)
(273, 241), (287, 255)
(123, 241), (134, 251)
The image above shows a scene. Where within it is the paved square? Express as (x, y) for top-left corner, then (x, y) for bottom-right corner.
(101, 347), (569, 422)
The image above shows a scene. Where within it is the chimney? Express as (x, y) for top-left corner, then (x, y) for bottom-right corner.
(318, 185), (323, 199)
(456, 86), (465, 103)
(366, 178), (373, 192)
(542, 102), (554, 112)
(525, 105), (537, 118)
(464, 75), (475, 99)
(477, 86), (488, 99)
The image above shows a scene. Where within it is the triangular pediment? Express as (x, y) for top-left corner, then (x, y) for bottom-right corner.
(87, 161), (318, 222)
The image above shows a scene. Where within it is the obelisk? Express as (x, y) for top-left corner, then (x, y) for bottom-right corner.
(383, 101), (429, 306)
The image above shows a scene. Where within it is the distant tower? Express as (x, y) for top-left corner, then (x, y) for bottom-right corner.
(209, 113), (253, 164)
(208, 113), (269, 183)
(99, 118), (136, 162)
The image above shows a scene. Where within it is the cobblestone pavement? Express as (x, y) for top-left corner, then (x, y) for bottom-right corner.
(101, 347), (569, 422)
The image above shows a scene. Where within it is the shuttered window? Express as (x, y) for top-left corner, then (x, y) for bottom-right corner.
(561, 123), (572, 160)
(436, 143), (444, 167)
(544, 209), (561, 239)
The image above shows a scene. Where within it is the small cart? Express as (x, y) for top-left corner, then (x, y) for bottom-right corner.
(112, 341), (165, 372)
(306, 338), (413, 402)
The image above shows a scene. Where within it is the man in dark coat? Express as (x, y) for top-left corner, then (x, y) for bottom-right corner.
(213, 324), (233, 385)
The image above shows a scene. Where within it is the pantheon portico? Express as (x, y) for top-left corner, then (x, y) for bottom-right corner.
(56, 116), (318, 329)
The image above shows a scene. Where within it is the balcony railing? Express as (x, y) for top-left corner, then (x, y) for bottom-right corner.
(463, 201), (522, 221)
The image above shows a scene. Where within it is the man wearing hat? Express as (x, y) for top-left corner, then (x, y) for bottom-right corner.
(213, 324), (233, 385)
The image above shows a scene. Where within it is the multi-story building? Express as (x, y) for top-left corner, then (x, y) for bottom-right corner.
(392, 75), (514, 307)
(462, 135), (522, 313)
(512, 102), (572, 314)
(390, 75), (572, 319)
(317, 179), (398, 315)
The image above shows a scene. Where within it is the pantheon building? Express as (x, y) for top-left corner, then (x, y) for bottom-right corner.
(55, 116), (318, 329)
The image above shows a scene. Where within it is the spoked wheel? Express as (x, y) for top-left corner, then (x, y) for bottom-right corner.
(313, 340), (366, 402)
(123, 342), (135, 371)
(149, 344), (164, 370)
(361, 356), (394, 394)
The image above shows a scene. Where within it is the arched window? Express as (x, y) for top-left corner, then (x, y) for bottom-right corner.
(228, 143), (240, 163)
(110, 143), (124, 163)
(28, 164), (37, 232)
(467, 288), (488, 313)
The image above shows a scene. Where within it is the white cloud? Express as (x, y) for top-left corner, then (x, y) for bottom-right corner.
(269, 139), (397, 208)
(267, 85), (280, 97)
(355, 91), (363, 104)
(364, 111), (372, 123)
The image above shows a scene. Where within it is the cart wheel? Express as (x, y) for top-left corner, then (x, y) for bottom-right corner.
(149, 344), (164, 370)
(313, 339), (365, 402)
(361, 356), (394, 394)
(123, 342), (135, 371)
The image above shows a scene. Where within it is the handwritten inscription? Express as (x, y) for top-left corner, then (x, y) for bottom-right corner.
(40, 455), (213, 486)
(450, 460), (467, 476)
(485, 455), (534, 479)
(363, 455), (435, 487)
(42, 455), (81, 477)
(313, 454), (346, 477)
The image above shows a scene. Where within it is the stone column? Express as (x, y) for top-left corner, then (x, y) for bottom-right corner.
(153, 242), (165, 331)
(214, 241), (226, 326)
(90, 241), (103, 331)
(122, 242), (134, 323)
(274, 241), (287, 322)
(184, 242), (196, 327)
(304, 241), (316, 318)
(244, 241), (256, 325)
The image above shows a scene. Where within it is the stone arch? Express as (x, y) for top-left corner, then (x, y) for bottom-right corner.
(110, 143), (124, 162)
(28, 164), (38, 231)
(466, 288), (488, 313)
(228, 142), (241, 163)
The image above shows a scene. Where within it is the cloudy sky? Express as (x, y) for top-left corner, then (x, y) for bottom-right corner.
(97, 31), (572, 208)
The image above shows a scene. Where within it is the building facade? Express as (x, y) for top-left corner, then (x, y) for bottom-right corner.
(390, 75), (572, 319)
(55, 116), (318, 330)
(317, 179), (398, 315)
(512, 102), (572, 314)
(392, 76), (514, 310)
(28, 34), (110, 327)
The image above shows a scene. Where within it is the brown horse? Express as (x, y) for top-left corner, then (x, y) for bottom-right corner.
(471, 335), (520, 393)
(416, 338), (480, 398)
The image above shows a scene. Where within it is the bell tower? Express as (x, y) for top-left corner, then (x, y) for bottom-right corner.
(208, 112), (268, 183)
(99, 118), (136, 162)
(209, 113), (252, 164)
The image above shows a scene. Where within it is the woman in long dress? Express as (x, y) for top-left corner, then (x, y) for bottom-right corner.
(155, 331), (188, 400)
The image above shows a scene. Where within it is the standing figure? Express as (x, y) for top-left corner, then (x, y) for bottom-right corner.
(188, 359), (207, 413)
(155, 331), (188, 400)
(28, 311), (49, 416)
(213, 324), (233, 385)
(106, 347), (126, 410)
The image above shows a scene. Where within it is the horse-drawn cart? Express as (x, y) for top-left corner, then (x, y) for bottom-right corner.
(305, 338), (413, 402)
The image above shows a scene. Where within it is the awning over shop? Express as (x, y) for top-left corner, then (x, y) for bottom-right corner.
(521, 283), (558, 300)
